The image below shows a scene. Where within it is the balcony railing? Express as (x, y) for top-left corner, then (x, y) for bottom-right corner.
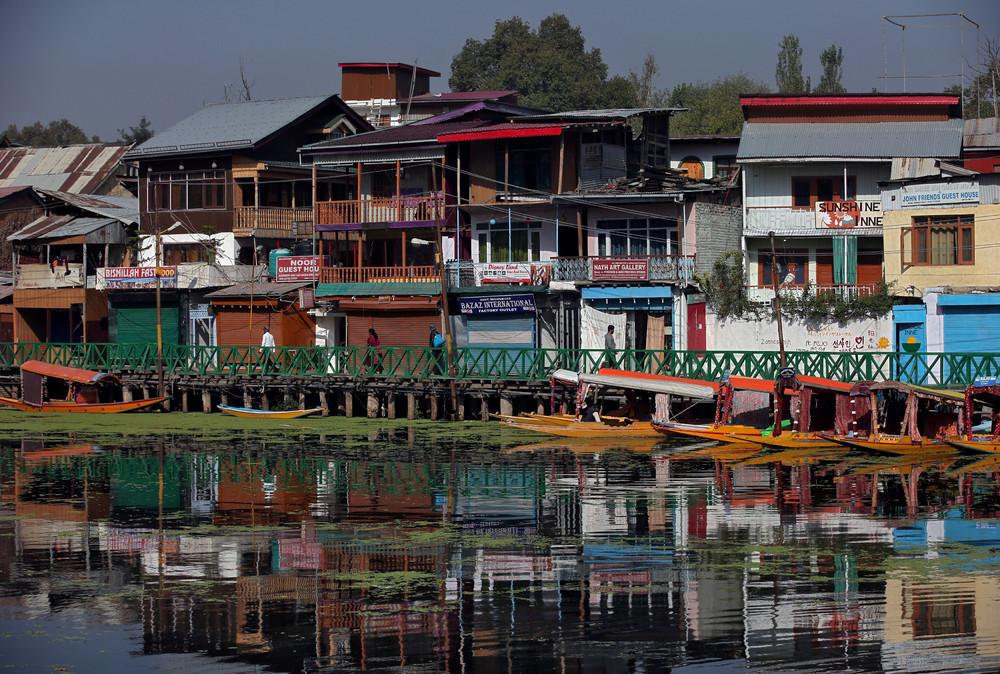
(320, 265), (440, 283)
(234, 207), (313, 237)
(314, 194), (444, 226)
(747, 283), (882, 304)
(552, 255), (695, 283)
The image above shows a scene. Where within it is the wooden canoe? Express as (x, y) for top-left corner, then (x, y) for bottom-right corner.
(653, 420), (762, 444)
(0, 396), (167, 414)
(218, 404), (323, 419)
(499, 418), (661, 438)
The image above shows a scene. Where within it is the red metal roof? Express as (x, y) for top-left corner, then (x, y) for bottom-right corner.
(20, 360), (120, 385)
(740, 94), (959, 107)
(437, 124), (565, 142)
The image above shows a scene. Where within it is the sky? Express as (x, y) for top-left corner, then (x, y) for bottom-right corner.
(1, 0), (997, 143)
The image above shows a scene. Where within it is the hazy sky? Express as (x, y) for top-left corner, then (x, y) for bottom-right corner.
(2, 0), (996, 142)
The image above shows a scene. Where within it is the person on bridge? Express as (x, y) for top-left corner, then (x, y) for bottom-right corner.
(261, 326), (276, 374)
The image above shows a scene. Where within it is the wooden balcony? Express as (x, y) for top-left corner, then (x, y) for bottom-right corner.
(234, 207), (313, 237)
(320, 265), (440, 283)
(314, 194), (444, 227)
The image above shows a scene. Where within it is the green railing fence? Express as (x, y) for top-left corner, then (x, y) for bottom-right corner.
(0, 342), (997, 387)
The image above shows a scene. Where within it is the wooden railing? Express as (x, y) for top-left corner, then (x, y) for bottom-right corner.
(320, 265), (440, 283)
(314, 194), (444, 226)
(234, 207), (313, 236)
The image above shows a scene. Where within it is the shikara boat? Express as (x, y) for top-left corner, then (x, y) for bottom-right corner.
(0, 360), (166, 413)
(952, 376), (1000, 453)
(824, 381), (987, 456)
(652, 373), (779, 443)
(218, 404), (323, 419)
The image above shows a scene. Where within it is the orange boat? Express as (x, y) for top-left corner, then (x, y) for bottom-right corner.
(652, 373), (776, 443)
(0, 360), (166, 413)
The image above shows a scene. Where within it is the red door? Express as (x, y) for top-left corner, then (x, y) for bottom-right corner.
(687, 302), (706, 352)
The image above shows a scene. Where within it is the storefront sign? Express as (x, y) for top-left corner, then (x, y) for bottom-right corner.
(276, 256), (320, 282)
(815, 200), (882, 228)
(900, 180), (980, 207)
(103, 266), (176, 289)
(458, 294), (536, 314)
(592, 258), (648, 281)
(478, 263), (532, 284)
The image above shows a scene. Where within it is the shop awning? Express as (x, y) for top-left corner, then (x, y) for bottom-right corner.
(582, 285), (674, 310)
(315, 282), (441, 298)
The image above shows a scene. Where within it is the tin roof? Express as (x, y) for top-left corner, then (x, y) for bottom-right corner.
(738, 120), (964, 160)
(964, 117), (1000, 149)
(402, 91), (518, 103)
(36, 189), (138, 223)
(0, 144), (130, 194)
(127, 96), (343, 158)
(9, 215), (123, 242)
(303, 120), (488, 152)
(204, 281), (310, 299)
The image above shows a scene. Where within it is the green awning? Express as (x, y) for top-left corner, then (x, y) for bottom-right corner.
(315, 282), (440, 298)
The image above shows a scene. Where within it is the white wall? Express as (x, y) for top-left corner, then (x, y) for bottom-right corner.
(139, 231), (238, 266)
(707, 310), (893, 353)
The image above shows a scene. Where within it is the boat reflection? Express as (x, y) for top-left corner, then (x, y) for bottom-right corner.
(1, 434), (999, 672)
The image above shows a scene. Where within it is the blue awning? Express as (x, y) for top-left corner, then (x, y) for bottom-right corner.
(582, 285), (673, 310)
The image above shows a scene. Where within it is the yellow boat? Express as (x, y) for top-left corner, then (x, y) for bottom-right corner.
(217, 404), (323, 419)
(500, 418), (661, 438)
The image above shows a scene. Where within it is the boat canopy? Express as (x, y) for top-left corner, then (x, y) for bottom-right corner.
(870, 380), (965, 403)
(578, 372), (715, 399)
(20, 360), (120, 385)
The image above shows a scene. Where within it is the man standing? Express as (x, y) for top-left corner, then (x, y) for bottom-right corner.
(261, 326), (276, 374)
(430, 325), (445, 375)
(604, 325), (616, 369)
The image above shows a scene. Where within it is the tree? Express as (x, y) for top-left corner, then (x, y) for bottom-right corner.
(775, 35), (810, 94)
(628, 53), (669, 107)
(223, 57), (255, 102)
(668, 73), (771, 135)
(947, 34), (1000, 118)
(3, 119), (99, 146)
(449, 14), (629, 111)
(118, 115), (154, 144)
(815, 44), (846, 93)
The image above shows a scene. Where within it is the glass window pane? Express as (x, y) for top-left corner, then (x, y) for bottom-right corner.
(511, 230), (528, 262)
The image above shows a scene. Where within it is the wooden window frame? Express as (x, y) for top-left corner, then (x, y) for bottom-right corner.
(712, 155), (738, 180)
(147, 170), (226, 212)
(790, 176), (856, 210)
(900, 214), (974, 267)
(758, 249), (808, 287)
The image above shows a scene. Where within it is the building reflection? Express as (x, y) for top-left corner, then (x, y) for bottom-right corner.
(0, 438), (998, 671)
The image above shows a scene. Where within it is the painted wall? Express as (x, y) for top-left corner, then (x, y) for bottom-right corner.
(707, 310), (893, 353)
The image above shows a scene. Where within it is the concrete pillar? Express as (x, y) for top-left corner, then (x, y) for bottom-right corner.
(319, 391), (330, 416)
(407, 393), (416, 420)
(480, 396), (490, 422)
(367, 393), (379, 418)
(299, 391), (307, 411)
(181, 391), (189, 413)
(457, 395), (466, 421)
(537, 399), (546, 415)
(122, 387), (133, 403)
(500, 396), (513, 417)
(261, 391), (270, 411)
(345, 392), (354, 417)
(202, 390), (212, 414)
(221, 391), (229, 407)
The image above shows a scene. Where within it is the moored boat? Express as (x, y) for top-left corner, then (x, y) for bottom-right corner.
(0, 360), (166, 413)
(217, 404), (323, 419)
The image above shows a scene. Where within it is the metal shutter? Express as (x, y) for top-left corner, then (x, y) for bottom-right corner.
(114, 303), (180, 345)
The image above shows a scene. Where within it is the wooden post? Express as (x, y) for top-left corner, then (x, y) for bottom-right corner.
(261, 390), (269, 411)
(202, 390), (212, 414)
(387, 393), (397, 419)
(769, 231), (787, 368)
(537, 399), (546, 415)
(407, 393), (416, 420)
(345, 391), (354, 417)
(299, 390), (306, 411)
(243, 387), (252, 409)
(367, 393), (379, 418)
(122, 387), (133, 403)
(319, 390), (329, 416)
(457, 395), (466, 421)
(480, 396), (490, 422)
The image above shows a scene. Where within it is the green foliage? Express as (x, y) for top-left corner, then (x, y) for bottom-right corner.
(118, 115), (154, 144)
(816, 45), (846, 93)
(695, 251), (756, 320)
(3, 119), (99, 146)
(628, 53), (669, 107)
(668, 73), (771, 135)
(779, 281), (896, 322)
(449, 14), (632, 111)
(775, 35), (811, 93)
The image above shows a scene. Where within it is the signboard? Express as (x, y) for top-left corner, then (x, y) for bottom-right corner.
(103, 266), (176, 290)
(458, 294), (536, 315)
(815, 201), (883, 228)
(900, 180), (980, 207)
(592, 258), (648, 281)
(275, 255), (320, 282)
(478, 263), (532, 284)
(298, 288), (314, 309)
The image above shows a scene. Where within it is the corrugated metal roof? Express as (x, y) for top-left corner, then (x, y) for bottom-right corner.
(738, 120), (964, 160)
(520, 108), (686, 121)
(127, 96), (335, 158)
(36, 189), (138, 223)
(204, 281), (310, 299)
(303, 120), (488, 152)
(964, 117), (1000, 149)
(403, 91), (518, 103)
(9, 215), (123, 242)
(0, 144), (130, 194)
(315, 282), (439, 297)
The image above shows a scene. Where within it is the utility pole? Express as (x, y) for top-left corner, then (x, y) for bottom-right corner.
(432, 160), (459, 418)
(769, 231), (787, 368)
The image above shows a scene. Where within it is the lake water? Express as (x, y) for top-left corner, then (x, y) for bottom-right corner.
(1, 423), (1000, 673)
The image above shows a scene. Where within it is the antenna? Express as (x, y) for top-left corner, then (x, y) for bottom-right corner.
(405, 59), (418, 120)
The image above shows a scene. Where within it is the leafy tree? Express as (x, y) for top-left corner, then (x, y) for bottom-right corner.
(815, 44), (846, 93)
(628, 53), (669, 107)
(775, 35), (810, 93)
(668, 73), (771, 135)
(118, 115), (154, 144)
(3, 119), (99, 146)
(449, 14), (629, 111)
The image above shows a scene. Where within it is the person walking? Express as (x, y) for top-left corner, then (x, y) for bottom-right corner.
(366, 328), (383, 374)
(604, 324), (616, 369)
(430, 325), (445, 375)
(261, 326), (276, 374)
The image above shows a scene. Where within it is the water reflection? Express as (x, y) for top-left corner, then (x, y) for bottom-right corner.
(1, 432), (999, 672)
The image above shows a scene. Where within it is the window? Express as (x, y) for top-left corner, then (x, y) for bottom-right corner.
(759, 251), (807, 286)
(901, 214), (974, 266)
(713, 155), (738, 180)
(495, 140), (552, 196)
(596, 219), (677, 257)
(791, 176), (856, 210)
(147, 170), (226, 211)
(477, 220), (542, 262)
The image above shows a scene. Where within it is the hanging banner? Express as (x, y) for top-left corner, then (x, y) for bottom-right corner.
(276, 256), (321, 282)
(815, 201), (883, 228)
(458, 294), (536, 314)
(592, 258), (648, 281)
(102, 266), (176, 289)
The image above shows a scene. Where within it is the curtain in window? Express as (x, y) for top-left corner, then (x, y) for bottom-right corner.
(931, 226), (957, 265)
(645, 314), (666, 351)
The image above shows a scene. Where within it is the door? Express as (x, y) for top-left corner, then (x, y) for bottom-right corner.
(896, 321), (926, 384)
(687, 302), (706, 352)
